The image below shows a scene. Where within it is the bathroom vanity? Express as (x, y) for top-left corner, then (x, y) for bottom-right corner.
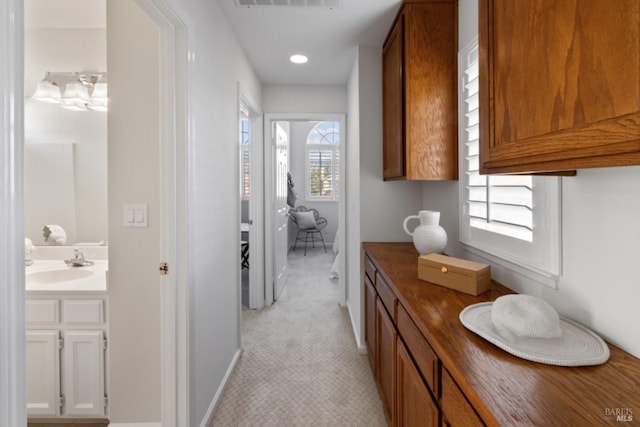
(25, 255), (109, 420)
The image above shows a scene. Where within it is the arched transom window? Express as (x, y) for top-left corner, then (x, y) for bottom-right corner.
(306, 121), (339, 201)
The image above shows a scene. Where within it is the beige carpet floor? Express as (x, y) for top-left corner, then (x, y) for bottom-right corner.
(210, 247), (387, 426)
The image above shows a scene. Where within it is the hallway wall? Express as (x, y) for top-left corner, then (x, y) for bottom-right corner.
(163, 0), (263, 424)
(263, 84), (347, 114)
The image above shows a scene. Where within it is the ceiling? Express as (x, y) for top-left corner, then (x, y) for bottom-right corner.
(216, 0), (402, 85)
(24, 0), (400, 85)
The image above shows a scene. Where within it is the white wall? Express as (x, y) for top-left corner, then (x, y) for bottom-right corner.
(263, 84), (347, 113)
(24, 28), (108, 245)
(107, 1), (161, 422)
(288, 121), (339, 246)
(162, 1), (263, 424)
(346, 46), (424, 348)
(428, 0), (640, 358)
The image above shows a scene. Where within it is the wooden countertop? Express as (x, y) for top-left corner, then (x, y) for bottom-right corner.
(363, 242), (640, 426)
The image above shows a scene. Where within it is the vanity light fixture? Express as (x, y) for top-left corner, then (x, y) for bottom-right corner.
(32, 72), (62, 104)
(88, 82), (108, 112)
(289, 54), (308, 64)
(32, 71), (108, 112)
(61, 74), (91, 109)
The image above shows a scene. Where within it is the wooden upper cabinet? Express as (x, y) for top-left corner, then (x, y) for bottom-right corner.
(383, 15), (405, 179)
(480, 0), (640, 174)
(382, 1), (459, 181)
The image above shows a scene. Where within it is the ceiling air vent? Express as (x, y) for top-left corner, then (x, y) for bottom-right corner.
(235, 0), (340, 7)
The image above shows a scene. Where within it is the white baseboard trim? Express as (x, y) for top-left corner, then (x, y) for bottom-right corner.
(199, 348), (243, 427)
(346, 301), (367, 354)
(109, 423), (161, 427)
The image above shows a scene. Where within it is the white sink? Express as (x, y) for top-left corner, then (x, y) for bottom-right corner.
(27, 268), (94, 285)
(26, 261), (108, 291)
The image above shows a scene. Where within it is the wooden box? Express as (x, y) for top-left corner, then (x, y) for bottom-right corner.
(418, 253), (491, 296)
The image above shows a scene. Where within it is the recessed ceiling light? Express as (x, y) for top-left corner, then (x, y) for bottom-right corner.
(290, 54), (308, 64)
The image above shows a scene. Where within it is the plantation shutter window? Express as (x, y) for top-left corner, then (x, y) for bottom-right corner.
(462, 44), (533, 242)
(240, 118), (250, 199)
(308, 149), (334, 198)
(458, 37), (562, 285)
(306, 121), (340, 201)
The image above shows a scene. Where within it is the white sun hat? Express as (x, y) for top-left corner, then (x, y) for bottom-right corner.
(459, 294), (610, 366)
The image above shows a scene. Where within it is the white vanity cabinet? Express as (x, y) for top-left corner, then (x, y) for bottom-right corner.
(26, 329), (61, 415)
(26, 295), (108, 418)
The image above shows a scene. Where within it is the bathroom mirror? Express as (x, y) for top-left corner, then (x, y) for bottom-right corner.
(24, 3), (108, 246)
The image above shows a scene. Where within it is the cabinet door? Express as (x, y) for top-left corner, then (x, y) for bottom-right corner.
(442, 369), (484, 427)
(397, 339), (439, 427)
(404, 3), (458, 181)
(480, 0), (640, 174)
(376, 299), (397, 426)
(383, 13), (405, 180)
(26, 330), (61, 416)
(62, 330), (106, 416)
(364, 274), (377, 373)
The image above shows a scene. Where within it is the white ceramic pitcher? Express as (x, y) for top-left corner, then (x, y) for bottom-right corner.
(402, 210), (447, 255)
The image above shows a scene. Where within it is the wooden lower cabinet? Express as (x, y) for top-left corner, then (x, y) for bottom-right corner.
(364, 243), (640, 426)
(442, 369), (484, 427)
(396, 339), (439, 427)
(376, 299), (397, 426)
(364, 275), (377, 374)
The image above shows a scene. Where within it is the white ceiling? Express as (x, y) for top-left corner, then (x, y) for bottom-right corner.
(24, 0), (400, 85)
(216, 0), (402, 85)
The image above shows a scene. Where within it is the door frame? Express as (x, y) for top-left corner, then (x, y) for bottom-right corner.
(238, 87), (265, 310)
(0, 0), (26, 424)
(263, 113), (347, 307)
(134, 1), (189, 425)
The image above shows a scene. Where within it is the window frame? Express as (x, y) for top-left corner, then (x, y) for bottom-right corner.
(458, 37), (563, 288)
(240, 116), (250, 200)
(305, 121), (340, 202)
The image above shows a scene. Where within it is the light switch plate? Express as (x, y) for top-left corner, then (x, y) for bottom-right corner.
(124, 204), (148, 227)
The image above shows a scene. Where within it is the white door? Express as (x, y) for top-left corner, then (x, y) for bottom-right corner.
(273, 122), (289, 300)
(61, 330), (105, 416)
(26, 330), (61, 416)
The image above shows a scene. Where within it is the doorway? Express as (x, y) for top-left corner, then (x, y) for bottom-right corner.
(8, 0), (188, 425)
(238, 89), (264, 310)
(264, 114), (346, 307)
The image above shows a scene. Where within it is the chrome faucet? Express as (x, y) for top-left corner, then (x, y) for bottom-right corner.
(65, 248), (94, 266)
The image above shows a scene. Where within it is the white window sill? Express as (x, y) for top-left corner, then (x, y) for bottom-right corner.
(459, 239), (560, 289)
